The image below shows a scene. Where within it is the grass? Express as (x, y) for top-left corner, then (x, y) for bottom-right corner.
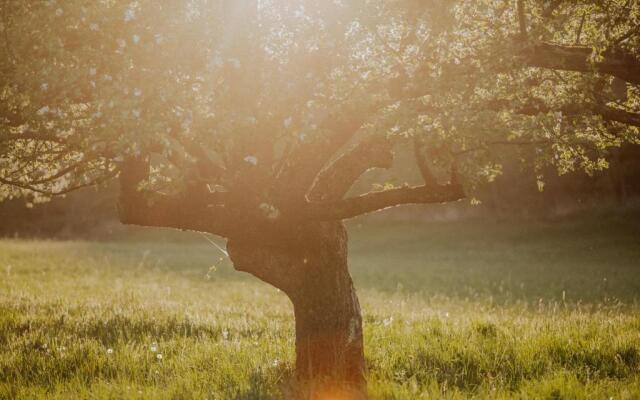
(0, 210), (639, 399)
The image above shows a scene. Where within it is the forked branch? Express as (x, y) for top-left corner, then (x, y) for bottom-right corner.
(308, 134), (394, 201)
(274, 107), (368, 202)
(307, 137), (465, 220)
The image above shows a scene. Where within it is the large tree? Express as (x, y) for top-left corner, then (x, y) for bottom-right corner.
(1, 0), (639, 397)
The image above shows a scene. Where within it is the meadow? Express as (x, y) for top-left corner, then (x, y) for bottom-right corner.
(1, 210), (639, 399)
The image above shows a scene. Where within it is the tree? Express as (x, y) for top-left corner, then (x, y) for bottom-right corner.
(1, 0), (639, 397)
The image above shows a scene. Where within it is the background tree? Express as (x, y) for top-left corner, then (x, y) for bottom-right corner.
(1, 0), (639, 397)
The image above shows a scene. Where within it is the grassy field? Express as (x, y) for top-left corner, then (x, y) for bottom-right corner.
(1, 210), (640, 399)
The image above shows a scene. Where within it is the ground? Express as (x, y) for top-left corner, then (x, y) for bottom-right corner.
(1, 209), (639, 399)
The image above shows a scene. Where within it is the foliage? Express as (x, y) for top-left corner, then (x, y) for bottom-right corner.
(1, 0), (639, 206)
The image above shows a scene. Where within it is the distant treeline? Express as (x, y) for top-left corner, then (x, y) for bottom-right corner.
(2, 144), (640, 238)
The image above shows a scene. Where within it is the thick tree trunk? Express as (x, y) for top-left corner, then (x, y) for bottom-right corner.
(227, 222), (366, 399)
(289, 234), (365, 398)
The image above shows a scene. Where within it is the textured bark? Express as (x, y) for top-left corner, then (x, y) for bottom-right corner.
(227, 222), (366, 399)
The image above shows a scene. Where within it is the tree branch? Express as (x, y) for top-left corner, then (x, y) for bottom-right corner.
(308, 134), (393, 201)
(520, 41), (640, 84)
(413, 136), (438, 186)
(274, 109), (367, 203)
(307, 184), (464, 221)
(118, 157), (237, 237)
(306, 136), (465, 220)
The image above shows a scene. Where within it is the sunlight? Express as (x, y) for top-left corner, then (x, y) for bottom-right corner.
(1, 0), (639, 399)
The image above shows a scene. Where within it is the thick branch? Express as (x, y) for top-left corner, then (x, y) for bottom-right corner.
(413, 136), (438, 186)
(596, 105), (640, 127)
(274, 110), (367, 202)
(308, 134), (393, 201)
(118, 157), (236, 237)
(521, 42), (640, 84)
(307, 184), (464, 221)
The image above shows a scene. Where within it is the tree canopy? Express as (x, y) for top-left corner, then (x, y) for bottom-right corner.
(1, 0), (639, 224)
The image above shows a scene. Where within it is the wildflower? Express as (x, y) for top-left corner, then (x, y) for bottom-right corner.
(156, 353), (163, 360)
(41, 83), (49, 91)
(383, 317), (393, 327)
(150, 342), (158, 353)
(107, 348), (113, 354)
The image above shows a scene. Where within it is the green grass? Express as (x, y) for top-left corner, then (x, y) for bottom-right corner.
(1, 211), (639, 399)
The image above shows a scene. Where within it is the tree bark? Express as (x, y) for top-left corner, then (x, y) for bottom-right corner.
(227, 222), (366, 399)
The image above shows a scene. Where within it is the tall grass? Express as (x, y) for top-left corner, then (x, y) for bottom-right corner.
(1, 212), (639, 399)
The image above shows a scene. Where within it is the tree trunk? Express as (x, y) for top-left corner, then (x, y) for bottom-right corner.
(227, 222), (366, 399)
